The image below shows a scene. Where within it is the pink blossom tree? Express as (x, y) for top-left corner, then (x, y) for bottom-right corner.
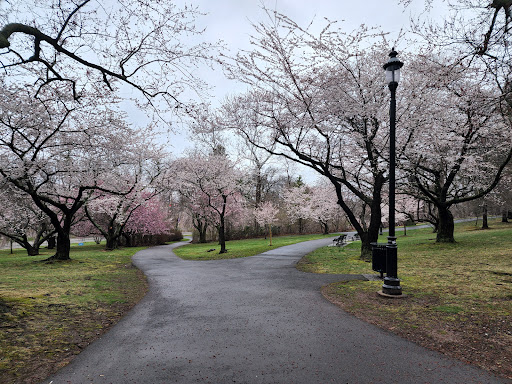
(84, 189), (163, 250)
(121, 197), (171, 245)
(254, 201), (280, 245)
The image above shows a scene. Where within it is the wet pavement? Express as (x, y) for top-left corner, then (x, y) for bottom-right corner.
(43, 237), (507, 383)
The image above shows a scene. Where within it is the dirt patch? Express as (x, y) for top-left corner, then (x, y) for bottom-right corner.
(322, 283), (512, 381)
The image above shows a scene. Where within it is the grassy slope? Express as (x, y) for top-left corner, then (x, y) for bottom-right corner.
(298, 220), (512, 379)
(0, 243), (148, 384)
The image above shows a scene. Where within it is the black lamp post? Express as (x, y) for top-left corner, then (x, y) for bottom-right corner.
(382, 48), (403, 296)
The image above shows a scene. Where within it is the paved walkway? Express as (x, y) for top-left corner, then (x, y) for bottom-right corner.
(44, 238), (507, 384)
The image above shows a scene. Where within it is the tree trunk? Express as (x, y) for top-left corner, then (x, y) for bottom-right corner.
(436, 206), (455, 243)
(255, 172), (262, 207)
(105, 236), (119, 250)
(502, 210), (508, 223)
(47, 236), (56, 249)
(48, 232), (71, 260)
(482, 205), (489, 229)
(321, 222), (329, 235)
(26, 243), (39, 256)
(359, 234), (373, 262)
(105, 225), (121, 250)
(193, 218), (208, 243)
(122, 233), (132, 247)
(357, 184), (384, 262)
(334, 182), (382, 261)
(218, 218), (227, 254)
(198, 227), (207, 243)
(19, 234), (40, 256)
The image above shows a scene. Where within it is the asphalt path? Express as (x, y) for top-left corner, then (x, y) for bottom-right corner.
(43, 237), (507, 384)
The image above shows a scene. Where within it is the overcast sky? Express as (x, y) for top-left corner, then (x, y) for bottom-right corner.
(180, 0), (443, 100)
(140, 0), (445, 168)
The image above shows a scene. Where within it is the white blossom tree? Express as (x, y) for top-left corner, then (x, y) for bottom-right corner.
(0, 181), (55, 255)
(283, 184), (313, 234)
(0, 83), (161, 260)
(223, 9), (396, 259)
(283, 181), (344, 235)
(254, 201), (280, 245)
(309, 183), (345, 235)
(173, 154), (247, 254)
(399, 54), (512, 242)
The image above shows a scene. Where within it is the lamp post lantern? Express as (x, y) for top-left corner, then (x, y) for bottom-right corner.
(382, 48), (403, 296)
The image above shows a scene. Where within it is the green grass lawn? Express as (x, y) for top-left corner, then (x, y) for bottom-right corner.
(299, 219), (512, 378)
(0, 242), (148, 384)
(300, 221), (512, 318)
(173, 233), (335, 260)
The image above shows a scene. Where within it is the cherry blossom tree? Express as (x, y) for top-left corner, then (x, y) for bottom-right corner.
(0, 0), (218, 109)
(283, 184), (312, 234)
(84, 190), (161, 250)
(70, 209), (103, 243)
(173, 154), (247, 254)
(380, 194), (421, 236)
(0, 181), (55, 255)
(0, 83), (162, 260)
(121, 196), (171, 245)
(188, 200), (214, 243)
(399, 55), (512, 242)
(223, 9), (395, 259)
(403, 0), (511, 57)
(488, 173), (512, 222)
(309, 183), (345, 235)
(283, 181), (344, 235)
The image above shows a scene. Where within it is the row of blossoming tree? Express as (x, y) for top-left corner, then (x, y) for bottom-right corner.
(1, 1), (511, 261)
(0, 0), (220, 260)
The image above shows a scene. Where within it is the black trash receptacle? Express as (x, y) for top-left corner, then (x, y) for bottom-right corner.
(371, 242), (387, 278)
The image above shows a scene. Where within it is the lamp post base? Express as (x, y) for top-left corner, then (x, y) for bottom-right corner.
(382, 276), (402, 295)
(377, 290), (407, 298)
